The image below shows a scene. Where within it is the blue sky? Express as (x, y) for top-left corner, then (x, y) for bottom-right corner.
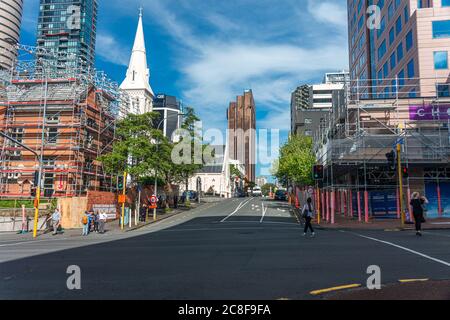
(20, 0), (349, 178)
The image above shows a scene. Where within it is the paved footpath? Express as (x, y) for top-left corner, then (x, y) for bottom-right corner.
(1, 198), (449, 300)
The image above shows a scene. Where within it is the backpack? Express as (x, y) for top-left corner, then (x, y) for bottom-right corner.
(82, 215), (88, 225)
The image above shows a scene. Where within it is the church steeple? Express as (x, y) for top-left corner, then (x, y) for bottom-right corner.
(120, 8), (154, 114)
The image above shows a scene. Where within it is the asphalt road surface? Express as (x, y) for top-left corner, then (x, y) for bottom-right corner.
(1, 197), (449, 300)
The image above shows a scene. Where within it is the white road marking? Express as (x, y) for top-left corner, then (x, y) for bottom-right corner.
(220, 198), (253, 223)
(344, 231), (450, 268)
(260, 202), (268, 223)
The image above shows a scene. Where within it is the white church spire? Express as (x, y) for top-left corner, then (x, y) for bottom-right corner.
(120, 8), (154, 115)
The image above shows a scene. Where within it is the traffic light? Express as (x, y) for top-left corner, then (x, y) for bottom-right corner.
(313, 165), (324, 180)
(402, 167), (409, 178)
(386, 150), (396, 170)
(117, 176), (124, 191)
(33, 171), (39, 186)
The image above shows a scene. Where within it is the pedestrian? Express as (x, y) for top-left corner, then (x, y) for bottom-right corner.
(410, 192), (429, 236)
(81, 211), (90, 236)
(93, 212), (99, 233)
(51, 208), (61, 236)
(302, 198), (316, 237)
(99, 211), (107, 234)
(88, 211), (94, 233)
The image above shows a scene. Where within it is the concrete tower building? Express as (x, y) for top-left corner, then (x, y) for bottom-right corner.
(0, 0), (24, 70)
(120, 8), (154, 115)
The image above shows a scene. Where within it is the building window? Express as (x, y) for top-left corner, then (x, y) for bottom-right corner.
(443, 0), (450, 7)
(404, 6), (409, 23)
(437, 84), (450, 97)
(388, 2), (394, 20)
(45, 128), (58, 144)
(304, 130), (312, 137)
(389, 27), (395, 45)
(305, 118), (313, 124)
(378, 17), (386, 38)
(398, 70), (405, 88)
(397, 43), (404, 62)
(432, 20), (450, 39)
(378, 40), (387, 60)
(409, 89), (417, 98)
(433, 51), (448, 69)
(383, 62), (389, 78)
(407, 59), (415, 78)
(390, 53), (396, 70)
(396, 17), (402, 35)
(406, 30), (413, 51)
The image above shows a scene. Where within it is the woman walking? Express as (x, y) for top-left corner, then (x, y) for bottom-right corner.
(410, 192), (429, 236)
(302, 198), (316, 237)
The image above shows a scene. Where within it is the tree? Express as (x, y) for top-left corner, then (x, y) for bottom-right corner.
(170, 106), (204, 191)
(99, 112), (164, 185)
(275, 135), (316, 187)
(261, 183), (277, 196)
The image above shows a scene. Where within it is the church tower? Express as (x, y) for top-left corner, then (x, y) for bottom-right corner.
(120, 8), (154, 115)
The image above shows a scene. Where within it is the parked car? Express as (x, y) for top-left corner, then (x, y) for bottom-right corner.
(274, 189), (288, 201)
(252, 187), (263, 197)
(236, 189), (247, 198)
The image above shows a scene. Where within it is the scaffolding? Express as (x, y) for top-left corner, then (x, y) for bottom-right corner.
(313, 75), (450, 218)
(0, 44), (132, 198)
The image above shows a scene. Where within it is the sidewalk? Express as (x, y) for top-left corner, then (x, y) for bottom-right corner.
(1, 200), (216, 241)
(314, 213), (450, 231)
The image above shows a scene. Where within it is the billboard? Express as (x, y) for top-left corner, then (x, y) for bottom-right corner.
(409, 104), (450, 121)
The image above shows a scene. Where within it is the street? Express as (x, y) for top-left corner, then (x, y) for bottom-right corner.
(1, 198), (449, 300)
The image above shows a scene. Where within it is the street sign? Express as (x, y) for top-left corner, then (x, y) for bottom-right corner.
(118, 194), (126, 204)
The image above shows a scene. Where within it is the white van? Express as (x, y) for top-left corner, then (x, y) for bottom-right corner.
(252, 186), (263, 197)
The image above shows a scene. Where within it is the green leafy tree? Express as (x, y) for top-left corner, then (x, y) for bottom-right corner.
(275, 135), (316, 186)
(261, 183), (277, 196)
(99, 112), (165, 187)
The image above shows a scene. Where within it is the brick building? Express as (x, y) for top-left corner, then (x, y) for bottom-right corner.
(227, 89), (256, 183)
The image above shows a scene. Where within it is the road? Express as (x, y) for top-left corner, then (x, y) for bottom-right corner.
(1, 197), (449, 299)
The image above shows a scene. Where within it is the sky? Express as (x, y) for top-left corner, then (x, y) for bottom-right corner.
(19, 0), (349, 178)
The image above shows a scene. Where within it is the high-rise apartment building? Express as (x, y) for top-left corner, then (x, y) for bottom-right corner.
(36, 0), (98, 69)
(227, 90), (256, 184)
(348, 0), (450, 99)
(0, 0), (24, 70)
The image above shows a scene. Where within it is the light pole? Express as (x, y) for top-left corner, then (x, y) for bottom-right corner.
(0, 131), (42, 237)
(153, 113), (184, 220)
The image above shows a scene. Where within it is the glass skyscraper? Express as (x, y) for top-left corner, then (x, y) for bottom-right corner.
(36, 0), (98, 70)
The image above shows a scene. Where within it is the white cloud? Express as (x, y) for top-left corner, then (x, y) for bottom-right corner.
(96, 34), (130, 66)
(307, 0), (348, 28)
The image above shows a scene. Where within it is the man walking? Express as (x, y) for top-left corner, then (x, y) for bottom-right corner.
(99, 211), (107, 234)
(51, 208), (61, 236)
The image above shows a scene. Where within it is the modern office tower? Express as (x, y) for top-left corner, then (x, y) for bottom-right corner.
(227, 89), (256, 184)
(153, 94), (182, 140)
(0, 0), (24, 70)
(348, 0), (450, 98)
(291, 76), (346, 137)
(36, 0), (98, 69)
(120, 8), (154, 115)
